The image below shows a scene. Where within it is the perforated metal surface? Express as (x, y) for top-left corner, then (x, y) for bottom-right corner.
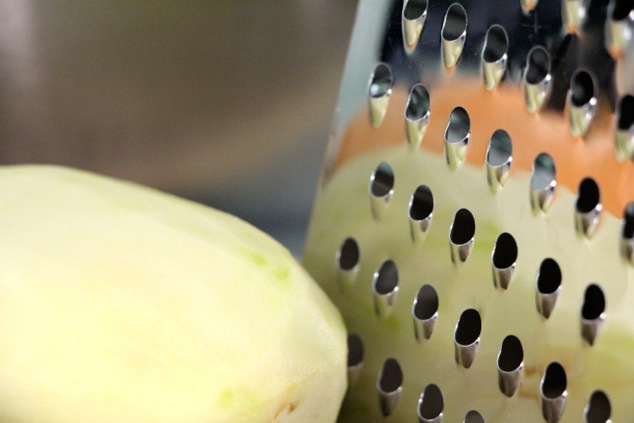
(303, 0), (634, 421)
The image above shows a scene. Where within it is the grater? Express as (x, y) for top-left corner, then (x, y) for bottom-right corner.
(302, 0), (634, 422)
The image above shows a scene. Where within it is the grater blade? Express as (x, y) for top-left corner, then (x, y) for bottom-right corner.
(303, 0), (634, 421)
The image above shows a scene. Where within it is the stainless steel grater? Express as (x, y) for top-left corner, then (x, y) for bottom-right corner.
(302, 0), (634, 421)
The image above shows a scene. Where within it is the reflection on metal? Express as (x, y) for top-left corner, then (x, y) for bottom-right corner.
(521, 0), (540, 13)
(368, 63), (393, 128)
(568, 69), (597, 138)
(530, 153), (557, 213)
(369, 162), (394, 221)
(405, 83), (431, 151)
(444, 106), (471, 170)
(605, 0), (633, 58)
(524, 46), (552, 113)
(402, 0), (429, 53)
(581, 311), (606, 346)
(482, 25), (509, 90)
(300, 0), (634, 420)
(562, 0), (587, 33)
(441, 3), (467, 69)
(486, 129), (513, 193)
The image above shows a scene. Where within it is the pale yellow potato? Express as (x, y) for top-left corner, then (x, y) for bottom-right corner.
(0, 165), (346, 423)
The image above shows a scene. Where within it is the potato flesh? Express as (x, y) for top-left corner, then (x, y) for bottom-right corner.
(303, 147), (634, 422)
(0, 165), (346, 423)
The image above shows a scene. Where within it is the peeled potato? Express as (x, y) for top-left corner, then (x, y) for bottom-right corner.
(0, 165), (346, 423)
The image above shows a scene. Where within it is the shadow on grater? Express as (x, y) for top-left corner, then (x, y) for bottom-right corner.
(303, 0), (634, 421)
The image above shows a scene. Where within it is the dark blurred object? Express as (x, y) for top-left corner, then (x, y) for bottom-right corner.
(0, 1), (357, 254)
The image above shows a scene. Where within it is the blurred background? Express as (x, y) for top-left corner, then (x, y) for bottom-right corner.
(0, 1), (358, 256)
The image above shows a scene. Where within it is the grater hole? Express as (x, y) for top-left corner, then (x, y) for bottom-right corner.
(541, 362), (567, 399)
(531, 152), (556, 191)
(418, 384), (444, 421)
(337, 237), (360, 271)
(576, 177), (600, 214)
(455, 308), (481, 346)
(403, 0), (428, 20)
(413, 284), (439, 320)
(497, 335), (523, 372)
(442, 3), (467, 41)
(487, 129), (512, 167)
(483, 24), (509, 63)
(409, 185), (434, 221)
(450, 208), (476, 245)
(446, 107), (471, 144)
(374, 260), (399, 295)
(585, 390), (611, 423)
(611, 0), (633, 20)
(379, 358), (403, 393)
(581, 284), (605, 344)
(537, 258), (562, 295)
(347, 333), (364, 367)
(570, 70), (596, 107)
(525, 46), (551, 85)
(406, 84), (431, 121)
(378, 358), (403, 416)
(622, 202), (634, 239)
(464, 410), (485, 423)
(582, 284), (605, 321)
(370, 162), (394, 197)
(497, 335), (523, 397)
(617, 94), (634, 130)
(369, 63), (393, 98)
(492, 232), (518, 269)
